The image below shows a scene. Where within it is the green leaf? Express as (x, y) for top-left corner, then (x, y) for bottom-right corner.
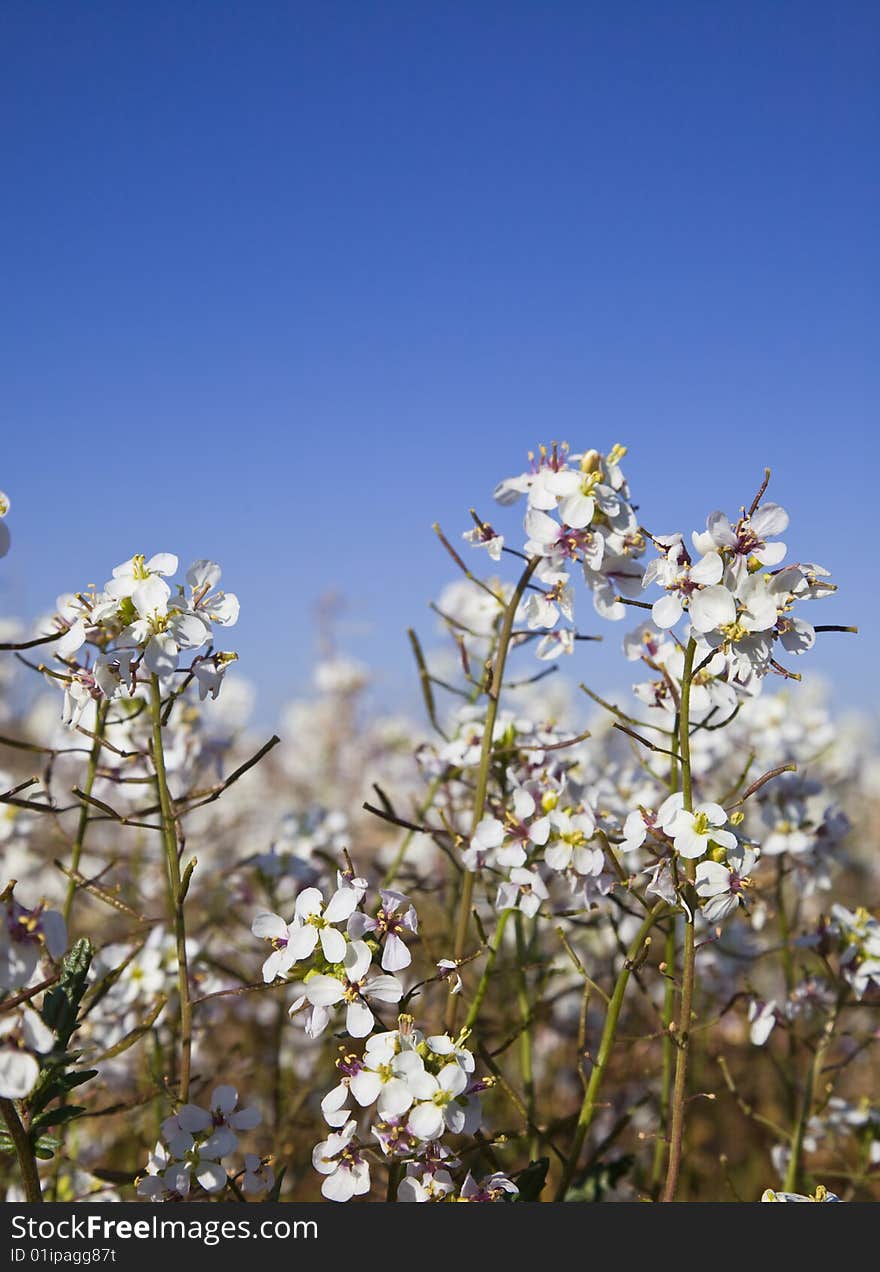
(33, 1134), (61, 1160)
(42, 939), (93, 1050)
(31, 1105), (87, 1133)
(514, 1157), (550, 1202)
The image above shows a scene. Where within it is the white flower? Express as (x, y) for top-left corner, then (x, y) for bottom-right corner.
(407, 1062), (470, 1140)
(620, 793), (683, 853)
(459, 1171), (519, 1201)
(287, 885), (361, 964)
(349, 1040), (436, 1118)
(643, 537), (724, 630)
(193, 651), (239, 701)
(748, 999), (777, 1046)
(694, 504), (789, 581)
(312, 1120), (370, 1202)
(105, 553), (178, 603)
(302, 940), (403, 1038)
(495, 866), (549, 918)
(185, 560), (240, 628)
(671, 802), (738, 860)
(251, 911), (298, 983)
(398, 1166), (456, 1202)
(242, 1154), (275, 1195)
(463, 522), (504, 560)
(347, 889), (418, 972)
(161, 1085), (259, 1160)
(695, 845), (757, 923)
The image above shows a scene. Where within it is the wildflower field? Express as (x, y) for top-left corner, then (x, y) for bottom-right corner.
(0, 446), (876, 1206)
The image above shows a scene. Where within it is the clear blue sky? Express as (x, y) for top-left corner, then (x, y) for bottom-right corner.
(1, 3), (876, 721)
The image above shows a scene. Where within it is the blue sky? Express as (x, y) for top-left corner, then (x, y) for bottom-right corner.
(1, 3), (876, 722)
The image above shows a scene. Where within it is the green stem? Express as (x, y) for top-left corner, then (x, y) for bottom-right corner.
(553, 901), (664, 1201)
(784, 1001), (839, 1193)
(651, 921), (677, 1191)
(515, 911), (537, 1159)
(386, 1160), (402, 1201)
(463, 908), (512, 1031)
(150, 675), (192, 1102)
(662, 636), (697, 1202)
(444, 556), (539, 1033)
(1, 1098), (42, 1202)
(63, 702), (106, 925)
(651, 705), (683, 1191)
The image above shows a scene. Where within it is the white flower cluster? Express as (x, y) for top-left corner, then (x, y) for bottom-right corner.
(827, 905), (880, 1000)
(48, 553), (239, 726)
(137, 1085), (268, 1200)
(252, 878), (418, 1038)
(313, 1021), (491, 1201)
(465, 443), (645, 659)
(643, 501), (833, 682)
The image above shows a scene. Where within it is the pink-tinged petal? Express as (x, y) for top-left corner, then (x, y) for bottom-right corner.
(346, 912), (376, 940)
(380, 933), (411, 972)
(201, 1127), (237, 1159)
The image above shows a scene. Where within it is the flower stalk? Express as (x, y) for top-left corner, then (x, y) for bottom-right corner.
(150, 674), (193, 1102)
(445, 555), (539, 1032)
(662, 635), (697, 1202)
